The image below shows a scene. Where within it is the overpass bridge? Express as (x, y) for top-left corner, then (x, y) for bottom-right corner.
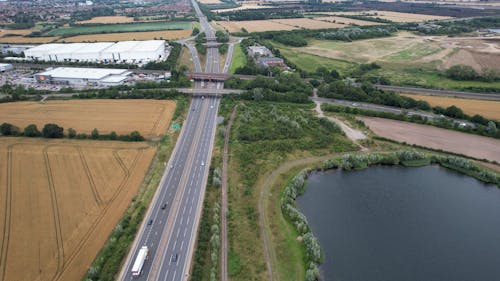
(176, 87), (242, 96)
(186, 72), (262, 81)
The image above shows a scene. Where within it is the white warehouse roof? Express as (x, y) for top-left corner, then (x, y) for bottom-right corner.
(37, 67), (130, 80)
(24, 40), (166, 64)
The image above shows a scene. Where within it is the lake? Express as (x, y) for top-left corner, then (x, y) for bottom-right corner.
(296, 165), (500, 281)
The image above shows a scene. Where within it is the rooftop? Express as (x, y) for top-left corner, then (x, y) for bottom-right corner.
(37, 67), (130, 80)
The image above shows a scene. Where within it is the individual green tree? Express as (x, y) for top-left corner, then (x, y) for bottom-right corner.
(110, 131), (117, 140)
(42, 123), (64, 138)
(68, 128), (77, 138)
(0, 122), (19, 136)
(23, 124), (41, 137)
(129, 131), (144, 141)
(487, 121), (497, 135)
(445, 65), (478, 81)
(91, 128), (99, 139)
(444, 105), (465, 119)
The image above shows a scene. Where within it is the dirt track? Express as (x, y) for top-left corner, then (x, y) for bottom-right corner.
(360, 117), (500, 162)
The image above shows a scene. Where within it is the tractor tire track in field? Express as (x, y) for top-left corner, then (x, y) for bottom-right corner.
(43, 145), (65, 281)
(53, 148), (143, 281)
(0, 145), (13, 281)
(150, 104), (167, 136)
(77, 147), (103, 206)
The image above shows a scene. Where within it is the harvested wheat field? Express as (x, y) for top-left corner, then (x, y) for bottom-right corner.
(0, 36), (58, 43)
(324, 10), (452, 22)
(76, 16), (135, 24)
(213, 3), (274, 12)
(271, 18), (345, 29)
(0, 29), (33, 37)
(313, 16), (384, 26)
(215, 20), (298, 33)
(0, 99), (175, 138)
(0, 137), (156, 281)
(360, 117), (500, 162)
(400, 94), (500, 120)
(61, 29), (191, 42)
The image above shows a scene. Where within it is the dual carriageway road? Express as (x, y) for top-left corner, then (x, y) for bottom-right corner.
(118, 0), (224, 279)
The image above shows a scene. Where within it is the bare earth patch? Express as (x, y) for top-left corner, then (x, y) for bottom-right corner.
(0, 99), (175, 138)
(360, 117), (500, 162)
(0, 137), (156, 281)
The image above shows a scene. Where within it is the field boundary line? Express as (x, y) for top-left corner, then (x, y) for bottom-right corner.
(0, 145), (13, 281)
(43, 145), (65, 281)
(53, 148), (144, 281)
(78, 147), (103, 205)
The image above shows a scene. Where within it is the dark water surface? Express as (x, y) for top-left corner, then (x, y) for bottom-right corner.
(296, 165), (500, 281)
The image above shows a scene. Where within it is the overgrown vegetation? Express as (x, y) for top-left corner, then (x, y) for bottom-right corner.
(226, 100), (356, 280)
(225, 72), (312, 103)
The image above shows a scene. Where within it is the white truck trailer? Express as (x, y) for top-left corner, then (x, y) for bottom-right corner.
(131, 246), (149, 277)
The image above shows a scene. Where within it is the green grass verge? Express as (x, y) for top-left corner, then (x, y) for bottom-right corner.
(46, 21), (192, 37)
(229, 43), (246, 74)
(271, 42), (355, 75)
(401, 158), (431, 167)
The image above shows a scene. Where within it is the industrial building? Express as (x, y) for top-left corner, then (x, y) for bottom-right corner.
(0, 63), (13, 72)
(24, 40), (167, 64)
(34, 67), (132, 86)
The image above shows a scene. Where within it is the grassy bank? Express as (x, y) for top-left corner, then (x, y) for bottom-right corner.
(82, 97), (189, 281)
(229, 43), (246, 74)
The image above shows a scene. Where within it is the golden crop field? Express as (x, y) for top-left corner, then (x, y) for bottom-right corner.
(0, 100), (176, 138)
(400, 94), (500, 120)
(213, 3), (274, 12)
(61, 29), (191, 42)
(313, 16), (384, 26)
(0, 137), (156, 281)
(76, 16), (135, 24)
(215, 20), (298, 33)
(0, 36), (58, 43)
(272, 18), (345, 29)
(327, 10), (452, 22)
(0, 29), (33, 37)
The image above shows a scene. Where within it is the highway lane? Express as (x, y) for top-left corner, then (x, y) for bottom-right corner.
(118, 97), (205, 281)
(156, 97), (220, 281)
(119, 0), (223, 279)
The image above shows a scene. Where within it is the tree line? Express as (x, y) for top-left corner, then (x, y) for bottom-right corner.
(0, 123), (145, 141)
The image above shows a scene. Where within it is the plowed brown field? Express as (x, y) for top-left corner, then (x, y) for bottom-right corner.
(0, 137), (156, 281)
(0, 99), (175, 138)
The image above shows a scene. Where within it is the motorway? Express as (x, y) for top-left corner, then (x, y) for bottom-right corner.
(118, 0), (223, 280)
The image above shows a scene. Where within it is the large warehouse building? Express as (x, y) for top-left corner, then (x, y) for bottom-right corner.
(24, 40), (167, 64)
(34, 67), (132, 86)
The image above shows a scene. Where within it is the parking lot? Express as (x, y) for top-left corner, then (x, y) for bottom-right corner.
(0, 65), (169, 91)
